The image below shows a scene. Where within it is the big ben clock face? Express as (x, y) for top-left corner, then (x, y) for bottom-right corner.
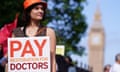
(90, 33), (102, 46)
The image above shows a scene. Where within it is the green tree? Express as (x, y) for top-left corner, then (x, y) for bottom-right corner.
(0, 0), (24, 28)
(45, 0), (88, 55)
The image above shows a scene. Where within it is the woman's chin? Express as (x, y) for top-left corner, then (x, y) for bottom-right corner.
(37, 17), (43, 20)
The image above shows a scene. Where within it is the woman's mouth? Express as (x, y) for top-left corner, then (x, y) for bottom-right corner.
(38, 12), (43, 17)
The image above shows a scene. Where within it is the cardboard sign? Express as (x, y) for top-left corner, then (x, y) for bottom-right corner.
(8, 37), (50, 72)
(56, 45), (65, 56)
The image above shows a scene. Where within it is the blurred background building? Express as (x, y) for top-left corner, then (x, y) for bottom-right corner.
(88, 3), (105, 72)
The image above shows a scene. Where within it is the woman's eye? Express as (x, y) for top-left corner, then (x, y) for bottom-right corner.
(41, 7), (44, 10)
(34, 7), (44, 11)
(34, 7), (39, 10)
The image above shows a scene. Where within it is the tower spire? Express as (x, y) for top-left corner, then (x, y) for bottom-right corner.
(91, 0), (103, 30)
(94, 0), (101, 22)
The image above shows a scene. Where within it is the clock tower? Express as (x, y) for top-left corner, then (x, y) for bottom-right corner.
(88, 3), (105, 72)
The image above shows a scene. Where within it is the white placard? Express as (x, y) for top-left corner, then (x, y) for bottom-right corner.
(8, 37), (50, 72)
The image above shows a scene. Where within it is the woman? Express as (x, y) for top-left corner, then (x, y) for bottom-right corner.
(12, 0), (56, 72)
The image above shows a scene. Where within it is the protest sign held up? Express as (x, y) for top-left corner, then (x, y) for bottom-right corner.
(8, 37), (50, 72)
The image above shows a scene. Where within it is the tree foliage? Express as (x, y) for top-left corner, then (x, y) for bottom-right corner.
(0, 0), (87, 55)
(45, 0), (87, 55)
(0, 0), (24, 28)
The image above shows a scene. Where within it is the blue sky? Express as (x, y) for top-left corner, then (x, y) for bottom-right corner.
(76, 0), (120, 66)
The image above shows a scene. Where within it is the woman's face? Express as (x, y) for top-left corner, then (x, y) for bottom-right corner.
(30, 4), (45, 21)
